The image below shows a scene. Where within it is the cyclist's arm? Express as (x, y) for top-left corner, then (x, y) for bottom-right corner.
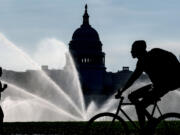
(121, 63), (143, 93)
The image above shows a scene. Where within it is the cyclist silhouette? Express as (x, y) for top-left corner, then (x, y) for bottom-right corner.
(115, 40), (180, 128)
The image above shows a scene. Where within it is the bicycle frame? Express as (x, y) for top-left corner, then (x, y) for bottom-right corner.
(114, 96), (164, 130)
(86, 96), (180, 135)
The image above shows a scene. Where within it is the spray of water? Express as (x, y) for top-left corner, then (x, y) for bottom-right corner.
(0, 33), (83, 117)
(66, 52), (86, 117)
(2, 81), (81, 121)
(84, 101), (98, 121)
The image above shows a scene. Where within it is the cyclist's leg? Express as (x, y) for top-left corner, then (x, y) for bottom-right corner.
(136, 94), (156, 128)
(128, 84), (152, 103)
(128, 84), (152, 128)
(133, 101), (150, 128)
(138, 88), (169, 127)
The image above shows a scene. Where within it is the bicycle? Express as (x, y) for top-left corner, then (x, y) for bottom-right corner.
(85, 91), (180, 135)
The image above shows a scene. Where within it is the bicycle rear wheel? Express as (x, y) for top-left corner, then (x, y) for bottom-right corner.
(154, 113), (180, 135)
(85, 112), (129, 135)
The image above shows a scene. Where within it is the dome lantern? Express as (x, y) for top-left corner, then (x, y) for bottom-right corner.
(82, 4), (90, 27)
(71, 5), (100, 42)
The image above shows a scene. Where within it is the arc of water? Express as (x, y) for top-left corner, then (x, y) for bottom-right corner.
(67, 53), (86, 117)
(0, 33), (83, 118)
(2, 81), (81, 121)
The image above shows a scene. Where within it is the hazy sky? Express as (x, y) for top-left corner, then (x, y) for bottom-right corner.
(0, 0), (180, 71)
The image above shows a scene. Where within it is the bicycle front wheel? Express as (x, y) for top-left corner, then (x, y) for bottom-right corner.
(85, 112), (129, 135)
(154, 113), (180, 135)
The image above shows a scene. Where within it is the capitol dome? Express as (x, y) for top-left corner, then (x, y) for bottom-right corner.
(70, 4), (100, 42)
(72, 25), (100, 41)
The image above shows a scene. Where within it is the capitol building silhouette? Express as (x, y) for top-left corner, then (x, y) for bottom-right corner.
(69, 5), (135, 95)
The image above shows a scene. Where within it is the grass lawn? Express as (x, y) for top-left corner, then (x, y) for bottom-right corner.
(2, 122), (86, 134)
(1, 121), (180, 134)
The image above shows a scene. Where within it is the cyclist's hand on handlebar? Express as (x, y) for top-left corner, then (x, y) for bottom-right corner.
(115, 88), (123, 99)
